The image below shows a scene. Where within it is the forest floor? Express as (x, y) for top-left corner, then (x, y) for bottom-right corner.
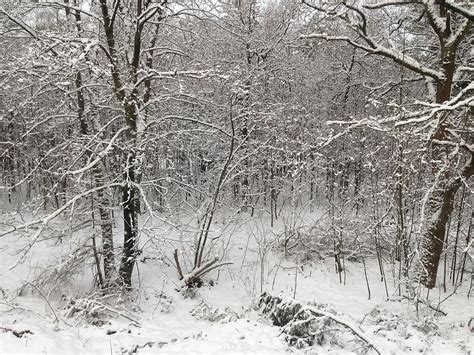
(0, 209), (472, 354)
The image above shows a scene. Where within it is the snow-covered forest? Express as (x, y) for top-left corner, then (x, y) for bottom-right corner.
(0, 0), (473, 353)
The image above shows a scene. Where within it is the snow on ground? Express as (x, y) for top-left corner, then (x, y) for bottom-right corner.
(0, 209), (472, 354)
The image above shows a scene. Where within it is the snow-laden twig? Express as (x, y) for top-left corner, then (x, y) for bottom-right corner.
(363, 1), (419, 9)
(23, 281), (59, 325)
(300, 33), (444, 81)
(0, 8), (39, 39)
(401, 295), (447, 316)
(444, 0), (474, 21)
(87, 299), (140, 325)
(68, 127), (129, 175)
(3, 183), (124, 270)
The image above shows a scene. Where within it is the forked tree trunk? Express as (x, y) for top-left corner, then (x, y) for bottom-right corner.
(97, 0), (147, 288)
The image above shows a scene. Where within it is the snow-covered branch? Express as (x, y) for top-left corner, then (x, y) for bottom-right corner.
(67, 127), (129, 175)
(301, 34), (444, 81)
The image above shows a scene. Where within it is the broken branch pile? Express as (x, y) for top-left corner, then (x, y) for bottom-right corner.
(259, 292), (383, 354)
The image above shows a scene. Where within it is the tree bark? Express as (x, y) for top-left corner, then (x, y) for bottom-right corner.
(118, 162), (139, 288)
(118, 103), (140, 288)
(418, 8), (472, 288)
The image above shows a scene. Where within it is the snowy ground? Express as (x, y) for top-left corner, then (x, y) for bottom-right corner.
(0, 209), (472, 354)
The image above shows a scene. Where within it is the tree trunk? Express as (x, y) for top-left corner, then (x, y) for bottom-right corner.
(92, 163), (116, 281)
(118, 103), (140, 288)
(118, 151), (139, 288)
(418, 10), (472, 288)
(75, 68), (116, 284)
(67, 6), (117, 285)
(420, 170), (460, 288)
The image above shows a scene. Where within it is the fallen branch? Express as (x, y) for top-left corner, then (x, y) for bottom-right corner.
(87, 299), (140, 325)
(124, 341), (156, 354)
(64, 296), (140, 326)
(302, 306), (383, 354)
(0, 327), (33, 338)
(259, 293), (384, 354)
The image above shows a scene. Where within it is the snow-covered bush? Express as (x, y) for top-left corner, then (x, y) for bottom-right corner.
(190, 301), (241, 324)
(153, 292), (175, 314)
(19, 243), (92, 297)
(62, 295), (111, 326)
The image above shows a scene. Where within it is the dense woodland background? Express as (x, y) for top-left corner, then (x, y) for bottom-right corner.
(0, 0), (472, 300)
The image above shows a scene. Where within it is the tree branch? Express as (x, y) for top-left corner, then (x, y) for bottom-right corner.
(444, 0), (474, 21)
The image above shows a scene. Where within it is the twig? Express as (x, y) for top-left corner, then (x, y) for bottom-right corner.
(402, 295), (447, 316)
(88, 299), (140, 325)
(23, 281), (59, 325)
